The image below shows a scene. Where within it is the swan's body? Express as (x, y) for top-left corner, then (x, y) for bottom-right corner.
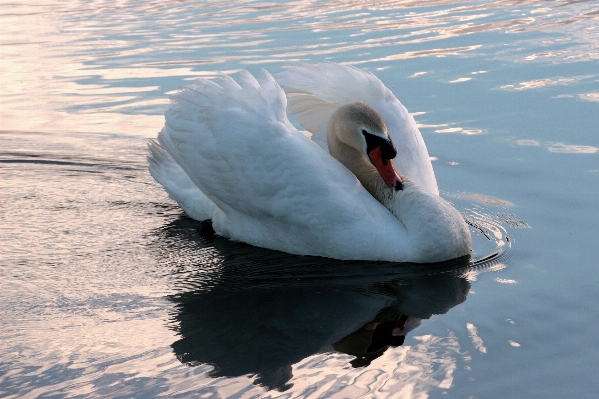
(149, 63), (471, 262)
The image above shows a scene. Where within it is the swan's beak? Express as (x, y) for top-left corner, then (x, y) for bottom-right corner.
(368, 145), (403, 191)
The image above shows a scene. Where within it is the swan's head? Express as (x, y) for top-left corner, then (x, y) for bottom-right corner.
(328, 101), (403, 191)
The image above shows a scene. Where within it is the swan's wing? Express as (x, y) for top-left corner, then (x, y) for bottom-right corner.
(148, 140), (220, 221)
(275, 62), (439, 195)
(158, 70), (409, 260)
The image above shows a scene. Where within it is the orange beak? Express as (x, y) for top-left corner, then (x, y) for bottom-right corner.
(368, 146), (403, 191)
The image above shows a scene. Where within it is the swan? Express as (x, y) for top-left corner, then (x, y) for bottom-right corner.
(148, 63), (471, 262)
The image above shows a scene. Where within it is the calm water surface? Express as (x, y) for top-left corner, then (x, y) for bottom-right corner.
(1, 1), (598, 398)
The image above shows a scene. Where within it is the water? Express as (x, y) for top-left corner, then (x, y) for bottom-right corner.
(1, 1), (598, 397)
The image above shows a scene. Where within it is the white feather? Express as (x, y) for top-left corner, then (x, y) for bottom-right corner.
(148, 65), (469, 262)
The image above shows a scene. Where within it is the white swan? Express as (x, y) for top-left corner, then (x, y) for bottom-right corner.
(148, 63), (471, 262)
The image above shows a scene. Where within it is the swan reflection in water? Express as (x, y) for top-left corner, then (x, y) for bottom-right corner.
(161, 217), (472, 391)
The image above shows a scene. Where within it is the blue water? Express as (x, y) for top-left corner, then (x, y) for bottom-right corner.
(1, 1), (598, 397)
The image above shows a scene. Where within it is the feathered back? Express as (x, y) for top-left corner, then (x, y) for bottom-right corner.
(155, 69), (413, 259)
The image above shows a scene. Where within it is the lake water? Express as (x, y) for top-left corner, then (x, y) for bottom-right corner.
(1, 1), (598, 398)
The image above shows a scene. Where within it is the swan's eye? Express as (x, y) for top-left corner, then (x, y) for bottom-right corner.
(362, 129), (368, 135)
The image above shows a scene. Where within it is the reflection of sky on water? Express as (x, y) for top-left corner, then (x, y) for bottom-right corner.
(1, 1), (598, 397)
(2, 0), (598, 135)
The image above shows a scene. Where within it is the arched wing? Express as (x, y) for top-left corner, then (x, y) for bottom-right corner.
(276, 63), (439, 195)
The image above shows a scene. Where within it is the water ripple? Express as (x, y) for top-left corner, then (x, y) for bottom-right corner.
(1, 0), (596, 397)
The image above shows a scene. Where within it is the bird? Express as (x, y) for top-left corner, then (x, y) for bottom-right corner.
(148, 62), (471, 262)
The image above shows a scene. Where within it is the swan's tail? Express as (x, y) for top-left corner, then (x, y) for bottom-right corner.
(147, 138), (218, 221)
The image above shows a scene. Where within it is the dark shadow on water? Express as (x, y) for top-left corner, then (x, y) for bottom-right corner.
(155, 216), (481, 391)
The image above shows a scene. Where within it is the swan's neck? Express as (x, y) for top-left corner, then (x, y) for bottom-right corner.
(329, 138), (471, 262)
